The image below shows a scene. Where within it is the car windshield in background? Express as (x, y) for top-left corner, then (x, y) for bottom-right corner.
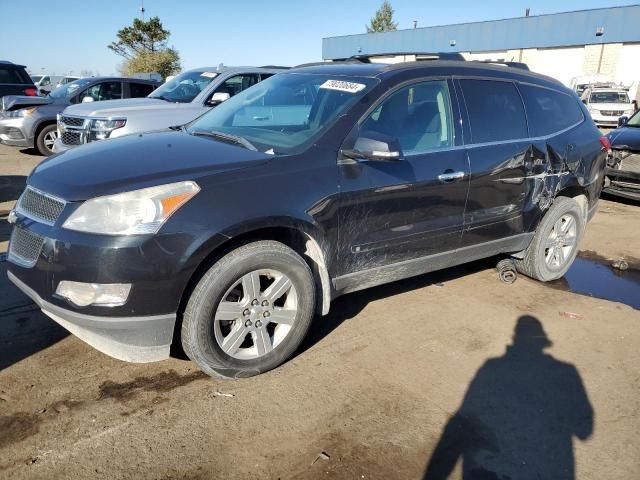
(48, 78), (93, 99)
(187, 73), (378, 154)
(30, 75), (43, 83)
(590, 91), (630, 103)
(149, 70), (219, 103)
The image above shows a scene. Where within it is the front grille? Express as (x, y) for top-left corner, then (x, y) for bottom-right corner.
(618, 152), (640, 173)
(60, 115), (85, 127)
(601, 110), (624, 116)
(61, 130), (83, 145)
(16, 187), (66, 225)
(8, 227), (45, 268)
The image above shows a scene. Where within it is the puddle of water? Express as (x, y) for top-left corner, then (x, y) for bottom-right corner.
(549, 252), (640, 310)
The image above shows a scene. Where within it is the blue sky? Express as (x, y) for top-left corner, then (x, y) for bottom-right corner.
(0, 0), (637, 75)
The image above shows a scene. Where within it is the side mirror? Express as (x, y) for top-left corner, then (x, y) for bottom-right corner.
(82, 96), (94, 103)
(207, 92), (230, 106)
(342, 131), (403, 162)
(618, 116), (629, 127)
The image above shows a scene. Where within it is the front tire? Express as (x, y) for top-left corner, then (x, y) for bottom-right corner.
(181, 241), (316, 379)
(513, 196), (585, 281)
(36, 124), (58, 156)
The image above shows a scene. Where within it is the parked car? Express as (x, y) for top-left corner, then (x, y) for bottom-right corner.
(604, 113), (640, 200)
(53, 66), (283, 153)
(7, 58), (606, 378)
(581, 86), (634, 126)
(0, 76), (160, 155)
(30, 74), (63, 96)
(0, 61), (37, 98)
(569, 75), (611, 96)
(56, 76), (81, 88)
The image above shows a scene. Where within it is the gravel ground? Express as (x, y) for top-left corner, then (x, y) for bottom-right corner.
(0, 142), (638, 479)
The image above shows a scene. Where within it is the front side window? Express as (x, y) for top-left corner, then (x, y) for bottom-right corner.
(212, 74), (260, 99)
(520, 84), (583, 137)
(360, 80), (453, 154)
(188, 73), (378, 154)
(149, 70), (219, 103)
(590, 91), (630, 104)
(82, 82), (123, 101)
(460, 79), (528, 143)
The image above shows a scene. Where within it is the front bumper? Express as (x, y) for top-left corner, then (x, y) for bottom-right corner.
(0, 117), (33, 148)
(604, 167), (640, 200)
(8, 271), (175, 362)
(52, 136), (75, 153)
(6, 208), (201, 363)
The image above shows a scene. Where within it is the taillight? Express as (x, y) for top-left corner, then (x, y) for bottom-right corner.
(24, 87), (37, 96)
(599, 136), (611, 153)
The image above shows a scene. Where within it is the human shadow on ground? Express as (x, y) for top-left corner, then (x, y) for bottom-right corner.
(423, 315), (594, 480)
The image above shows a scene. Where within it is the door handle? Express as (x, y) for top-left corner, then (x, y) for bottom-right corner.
(438, 170), (465, 183)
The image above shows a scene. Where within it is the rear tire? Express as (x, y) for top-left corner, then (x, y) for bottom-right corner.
(513, 196), (584, 282)
(181, 241), (316, 379)
(36, 124), (58, 156)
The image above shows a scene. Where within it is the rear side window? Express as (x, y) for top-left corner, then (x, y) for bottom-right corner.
(129, 82), (156, 98)
(519, 84), (584, 137)
(0, 67), (31, 85)
(459, 79), (527, 143)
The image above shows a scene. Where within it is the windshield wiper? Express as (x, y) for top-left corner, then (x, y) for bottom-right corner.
(190, 130), (258, 151)
(168, 124), (184, 131)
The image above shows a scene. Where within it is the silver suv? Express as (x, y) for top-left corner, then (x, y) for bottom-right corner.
(53, 66), (284, 153)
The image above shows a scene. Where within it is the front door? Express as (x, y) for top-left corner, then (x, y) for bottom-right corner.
(335, 79), (469, 292)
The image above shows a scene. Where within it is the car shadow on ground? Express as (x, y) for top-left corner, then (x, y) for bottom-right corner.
(0, 262), (69, 371)
(18, 148), (43, 158)
(296, 257), (500, 358)
(421, 315), (594, 480)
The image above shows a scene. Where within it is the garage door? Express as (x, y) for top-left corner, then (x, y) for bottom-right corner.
(530, 47), (585, 87)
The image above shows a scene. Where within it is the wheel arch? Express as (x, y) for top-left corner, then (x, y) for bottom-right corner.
(179, 220), (333, 322)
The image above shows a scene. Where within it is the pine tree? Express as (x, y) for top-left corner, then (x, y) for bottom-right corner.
(366, 1), (399, 33)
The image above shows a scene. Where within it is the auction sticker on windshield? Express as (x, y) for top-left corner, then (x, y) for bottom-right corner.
(201, 72), (218, 78)
(320, 80), (366, 93)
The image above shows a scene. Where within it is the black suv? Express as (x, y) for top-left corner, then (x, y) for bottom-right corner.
(0, 61), (37, 98)
(7, 59), (606, 378)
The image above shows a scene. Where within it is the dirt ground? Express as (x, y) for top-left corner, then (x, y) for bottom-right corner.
(0, 144), (639, 479)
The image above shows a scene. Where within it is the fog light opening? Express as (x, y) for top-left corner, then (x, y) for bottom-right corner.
(56, 281), (131, 307)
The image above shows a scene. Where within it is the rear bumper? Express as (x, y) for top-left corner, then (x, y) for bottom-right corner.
(8, 270), (176, 362)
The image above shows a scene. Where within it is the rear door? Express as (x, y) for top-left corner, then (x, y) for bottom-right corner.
(456, 78), (532, 250)
(336, 79), (469, 283)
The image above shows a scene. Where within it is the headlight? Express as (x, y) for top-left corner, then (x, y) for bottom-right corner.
(63, 181), (200, 235)
(5, 107), (37, 118)
(90, 117), (126, 140)
(588, 107), (599, 115)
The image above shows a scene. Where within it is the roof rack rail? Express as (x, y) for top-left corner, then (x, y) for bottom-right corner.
(348, 52), (465, 63)
(259, 65), (290, 69)
(472, 60), (530, 71)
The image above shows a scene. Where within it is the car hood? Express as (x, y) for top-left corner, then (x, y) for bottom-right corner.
(28, 130), (271, 201)
(608, 127), (640, 151)
(63, 97), (189, 117)
(1, 95), (54, 111)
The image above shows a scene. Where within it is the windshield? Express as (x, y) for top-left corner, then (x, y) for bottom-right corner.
(149, 70), (219, 103)
(30, 75), (43, 83)
(187, 73), (378, 154)
(590, 91), (630, 104)
(626, 110), (640, 127)
(48, 78), (93, 99)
